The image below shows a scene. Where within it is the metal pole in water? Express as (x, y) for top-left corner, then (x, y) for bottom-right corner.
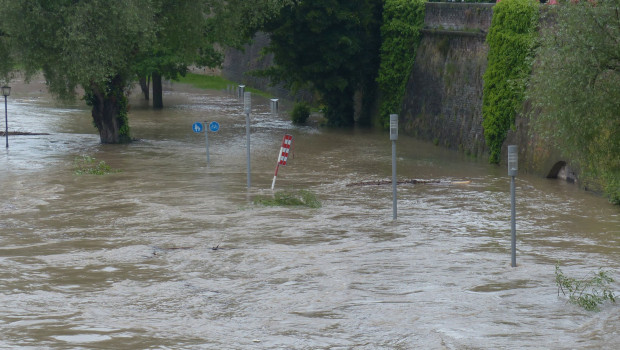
(507, 145), (518, 267)
(2, 86), (10, 149)
(204, 121), (209, 165)
(244, 92), (251, 188)
(390, 114), (398, 220)
(3, 95), (7, 149)
(392, 140), (397, 220)
(511, 174), (516, 267)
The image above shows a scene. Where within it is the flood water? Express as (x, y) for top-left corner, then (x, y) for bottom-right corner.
(1, 78), (618, 349)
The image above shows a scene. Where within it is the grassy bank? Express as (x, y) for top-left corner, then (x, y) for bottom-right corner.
(174, 73), (271, 98)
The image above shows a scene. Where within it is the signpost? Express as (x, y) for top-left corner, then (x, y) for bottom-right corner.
(271, 134), (293, 190)
(192, 122), (203, 133)
(244, 92), (251, 188)
(390, 114), (398, 220)
(270, 99), (279, 116)
(238, 85), (245, 100)
(192, 121), (218, 165)
(508, 145), (518, 267)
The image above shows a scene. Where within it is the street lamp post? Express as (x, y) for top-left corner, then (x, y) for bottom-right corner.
(2, 85), (10, 149)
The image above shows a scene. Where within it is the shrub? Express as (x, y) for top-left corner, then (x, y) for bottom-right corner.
(291, 102), (310, 125)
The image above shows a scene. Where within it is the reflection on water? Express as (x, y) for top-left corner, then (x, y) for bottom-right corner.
(1, 79), (618, 349)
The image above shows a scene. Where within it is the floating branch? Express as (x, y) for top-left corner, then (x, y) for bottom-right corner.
(346, 179), (471, 187)
(0, 131), (50, 136)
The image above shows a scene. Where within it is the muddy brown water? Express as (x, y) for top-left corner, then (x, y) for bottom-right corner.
(1, 79), (618, 349)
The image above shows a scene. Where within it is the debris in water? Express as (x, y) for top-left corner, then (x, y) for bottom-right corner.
(346, 179), (471, 187)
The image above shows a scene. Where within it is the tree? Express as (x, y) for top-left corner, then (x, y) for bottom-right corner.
(135, 0), (284, 108)
(134, 0), (223, 109)
(0, 0), (279, 143)
(0, 0), (156, 143)
(261, 0), (383, 126)
(527, 0), (620, 203)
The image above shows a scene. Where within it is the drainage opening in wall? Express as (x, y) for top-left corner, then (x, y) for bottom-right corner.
(547, 161), (577, 184)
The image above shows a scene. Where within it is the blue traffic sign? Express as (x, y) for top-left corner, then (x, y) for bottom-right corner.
(192, 122), (203, 133)
(209, 121), (220, 132)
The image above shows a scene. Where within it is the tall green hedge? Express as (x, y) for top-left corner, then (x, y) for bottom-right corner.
(482, 0), (538, 163)
(377, 0), (425, 128)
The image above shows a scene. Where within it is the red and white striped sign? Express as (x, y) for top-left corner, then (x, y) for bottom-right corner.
(271, 134), (294, 190)
(278, 134), (293, 166)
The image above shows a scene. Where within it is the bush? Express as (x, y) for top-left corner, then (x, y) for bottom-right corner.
(290, 102), (310, 125)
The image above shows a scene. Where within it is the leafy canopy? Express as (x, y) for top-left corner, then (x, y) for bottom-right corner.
(0, 0), (281, 91)
(260, 0), (383, 126)
(527, 0), (620, 204)
(0, 0), (155, 98)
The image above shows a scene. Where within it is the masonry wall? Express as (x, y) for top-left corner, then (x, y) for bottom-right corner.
(401, 3), (493, 157)
(221, 32), (313, 102)
(222, 3), (568, 178)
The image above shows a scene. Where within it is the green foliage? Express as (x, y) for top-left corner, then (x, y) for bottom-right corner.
(555, 263), (616, 311)
(74, 155), (120, 175)
(175, 73), (271, 98)
(0, 0), (155, 100)
(482, 0), (539, 163)
(291, 102), (311, 125)
(254, 190), (322, 208)
(377, 0), (425, 128)
(527, 1), (620, 204)
(428, 0), (495, 2)
(0, 0), (279, 143)
(175, 73), (235, 90)
(261, 0), (383, 127)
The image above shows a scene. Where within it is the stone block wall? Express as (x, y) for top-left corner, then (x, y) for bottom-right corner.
(401, 3), (494, 157)
(221, 32), (313, 102)
(423, 2), (493, 31)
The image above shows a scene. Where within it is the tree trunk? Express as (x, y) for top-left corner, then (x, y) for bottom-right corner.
(139, 75), (150, 100)
(324, 87), (355, 127)
(88, 75), (131, 144)
(152, 71), (163, 109)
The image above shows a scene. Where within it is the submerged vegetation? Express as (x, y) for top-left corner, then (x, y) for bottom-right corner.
(555, 263), (616, 311)
(74, 155), (120, 175)
(254, 190), (322, 209)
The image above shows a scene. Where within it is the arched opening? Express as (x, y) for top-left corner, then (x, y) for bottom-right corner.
(547, 161), (577, 183)
(547, 161), (566, 178)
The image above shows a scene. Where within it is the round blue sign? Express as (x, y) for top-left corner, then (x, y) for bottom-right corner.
(209, 121), (220, 132)
(192, 122), (203, 133)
